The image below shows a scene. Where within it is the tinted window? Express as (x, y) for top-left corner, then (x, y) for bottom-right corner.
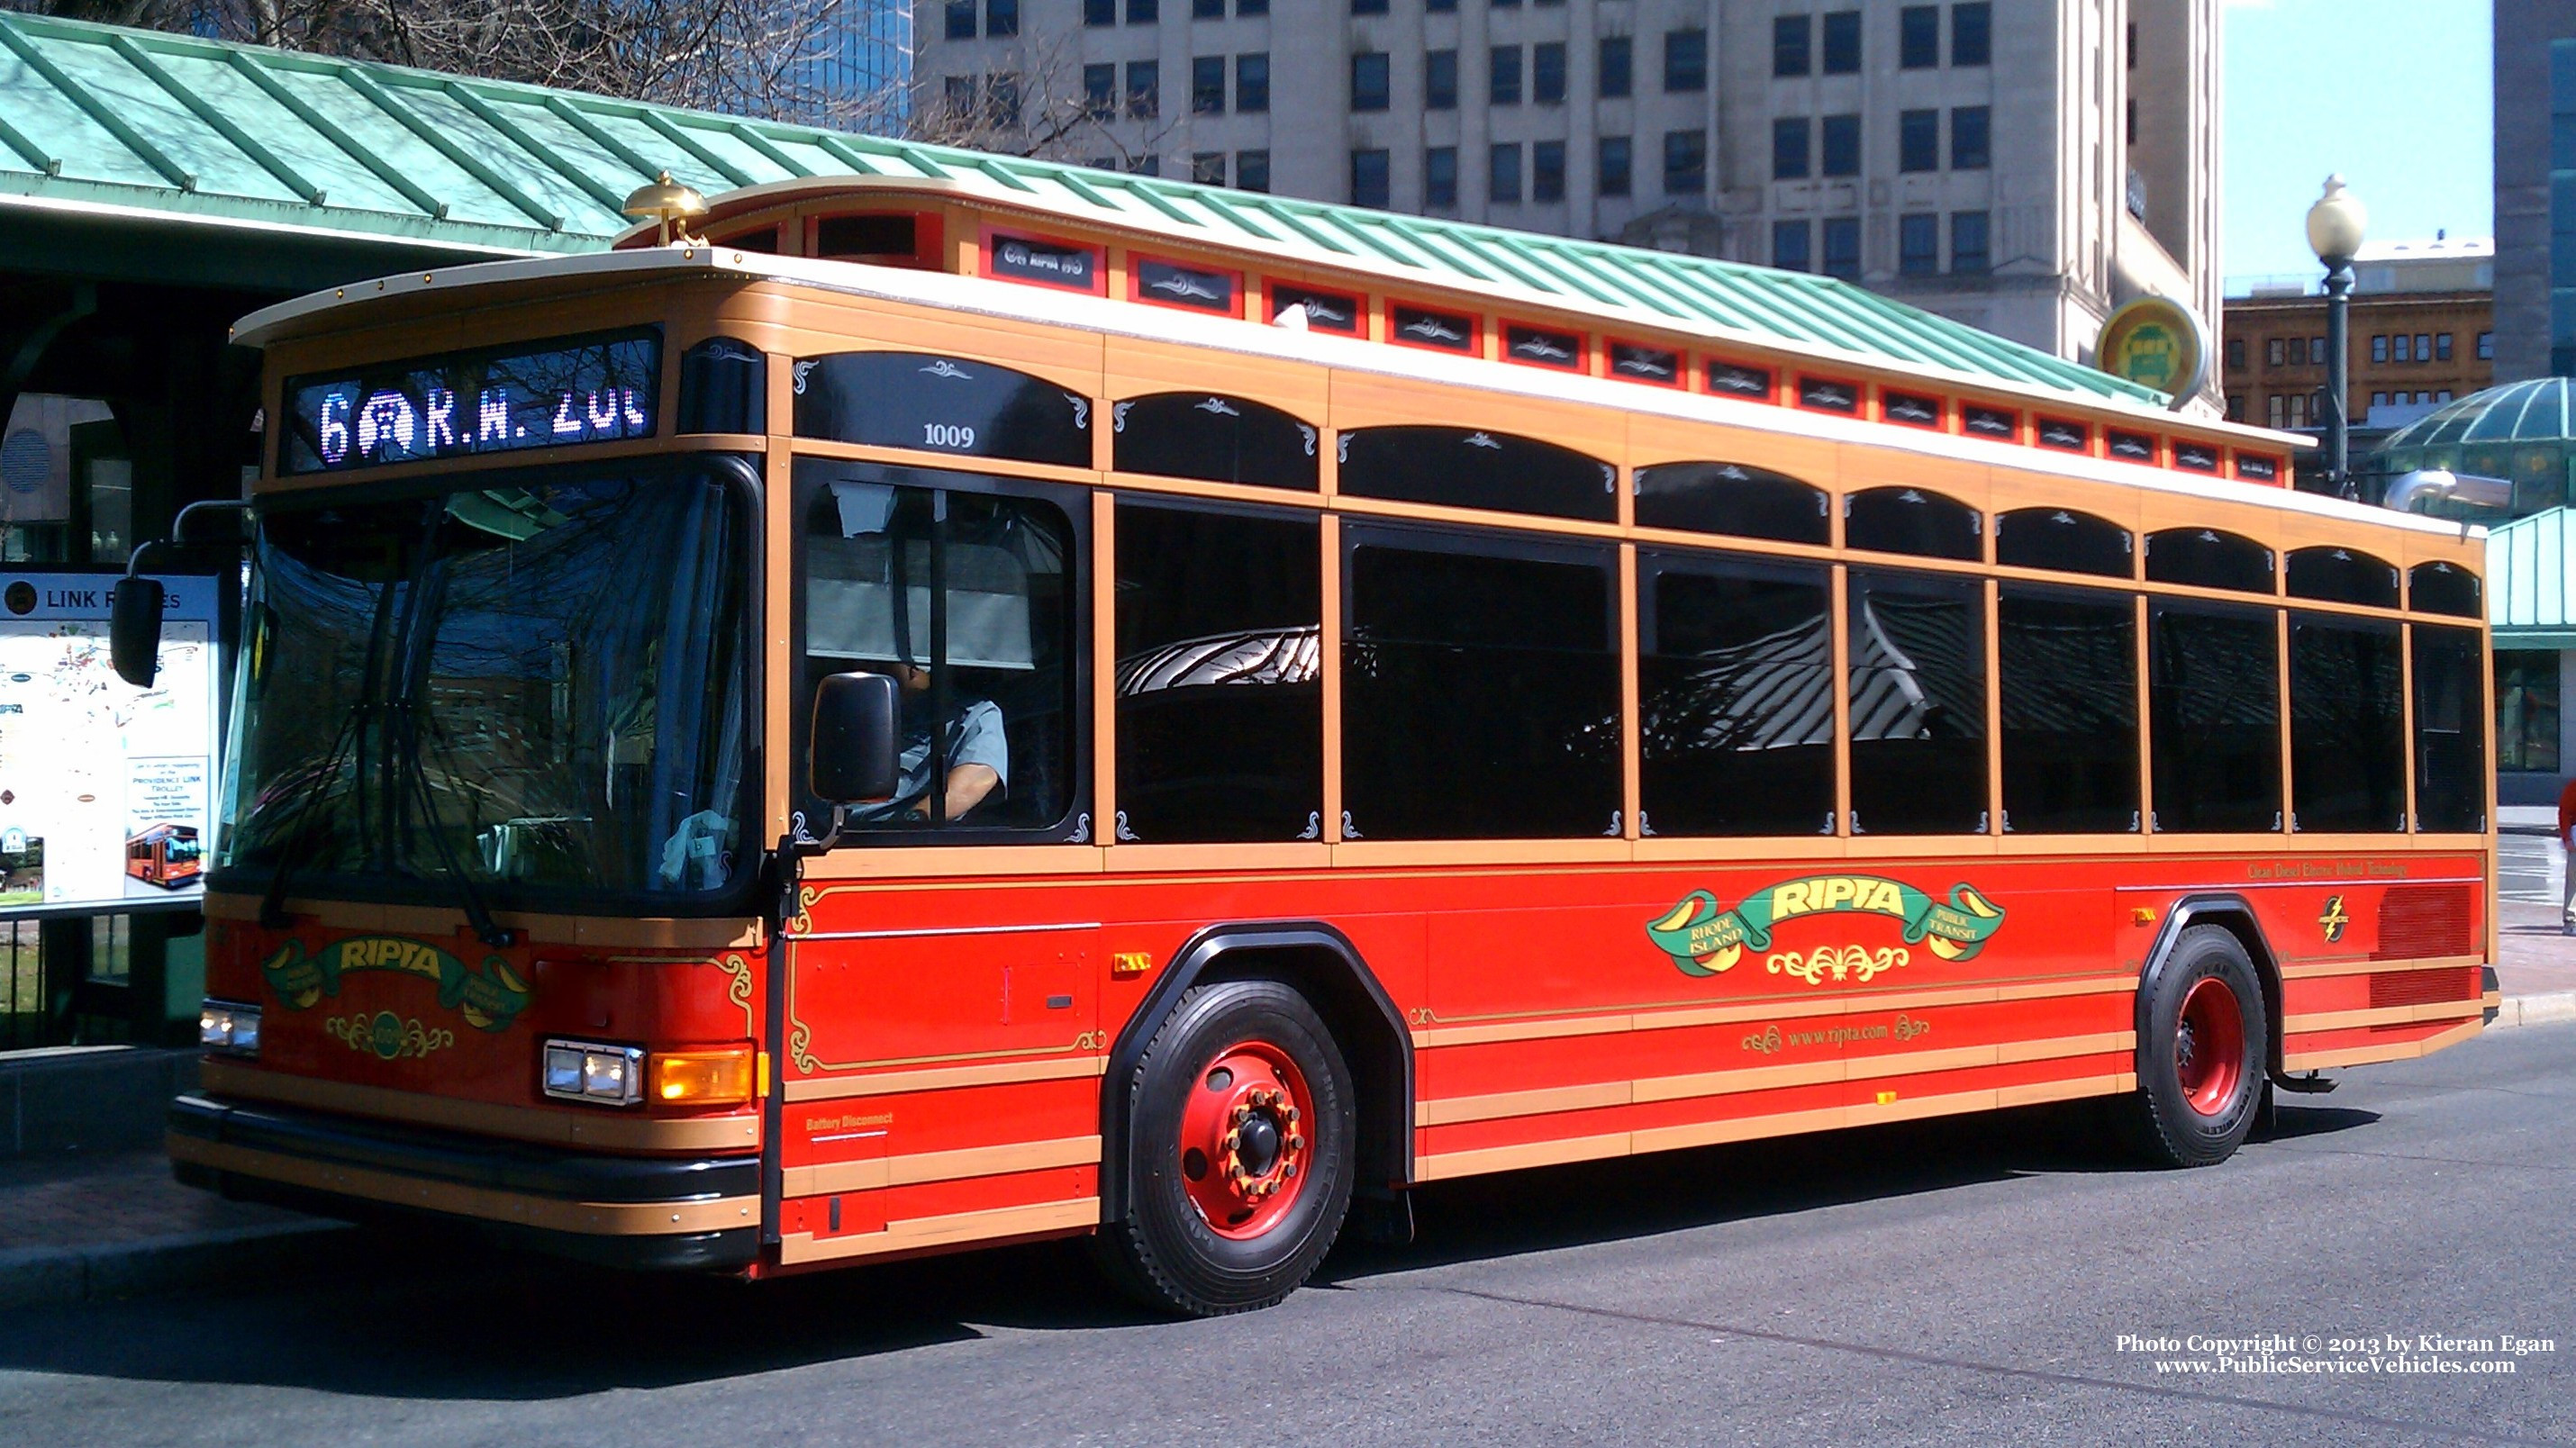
(1633, 462), (1828, 545)
(2413, 623), (2487, 832)
(1638, 553), (1833, 837)
(2410, 561), (2482, 618)
(794, 352), (1091, 467)
(1111, 393), (1318, 491)
(2144, 528), (2273, 594)
(1338, 427), (1617, 522)
(1115, 501), (1321, 843)
(2000, 584), (2138, 832)
(1849, 570), (1987, 834)
(2289, 614), (2405, 832)
(678, 337), (763, 435)
(797, 463), (1079, 834)
(1846, 486), (1982, 560)
(1343, 529), (1619, 838)
(2149, 603), (2281, 832)
(2286, 546), (2400, 608)
(1996, 507), (2131, 578)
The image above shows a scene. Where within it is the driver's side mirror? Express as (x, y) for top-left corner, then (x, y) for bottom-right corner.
(810, 672), (901, 804)
(110, 578), (165, 689)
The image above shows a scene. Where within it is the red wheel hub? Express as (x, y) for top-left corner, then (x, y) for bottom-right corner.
(2174, 976), (2247, 1117)
(1176, 1041), (1311, 1239)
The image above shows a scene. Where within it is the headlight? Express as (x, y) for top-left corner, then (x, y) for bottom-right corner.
(541, 1038), (644, 1106)
(199, 1000), (261, 1057)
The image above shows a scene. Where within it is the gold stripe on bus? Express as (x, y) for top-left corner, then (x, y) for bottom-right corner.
(776, 1197), (1102, 1264)
(2281, 1000), (2487, 1035)
(1415, 1031), (2136, 1126)
(782, 1135), (1104, 1197)
(2277, 954), (2486, 981)
(200, 891), (762, 951)
(2281, 1017), (2484, 1073)
(168, 1135), (760, 1236)
(197, 1059), (762, 1154)
(1409, 974), (2135, 1050)
(782, 1054), (1110, 1101)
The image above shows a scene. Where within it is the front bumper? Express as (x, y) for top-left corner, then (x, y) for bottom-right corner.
(168, 1092), (762, 1271)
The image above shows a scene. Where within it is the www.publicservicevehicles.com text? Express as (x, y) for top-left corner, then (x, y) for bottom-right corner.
(2117, 1335), (2556, 1375)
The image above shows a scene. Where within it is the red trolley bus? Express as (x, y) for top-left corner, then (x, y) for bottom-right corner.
(158, 172), (2496, 1317)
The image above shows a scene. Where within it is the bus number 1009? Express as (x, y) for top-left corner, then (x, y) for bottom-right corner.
(923, 423), (977, 450)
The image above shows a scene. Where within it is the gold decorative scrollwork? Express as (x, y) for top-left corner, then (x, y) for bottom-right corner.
(715, 952), (756, 1036)
(1739, 1025), (1783, 1055)
(323, 1009), (455, 1061)
(1072, 1029), (1108, 1052)
(1764, 945), (1911, 987)
(788, 1019), (818, 1074)
(787, 884), (819, 937)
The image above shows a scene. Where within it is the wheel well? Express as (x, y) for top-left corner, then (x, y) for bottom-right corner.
(1100, 924), (1413, 1221)
(2146, 898), (2283, 1072)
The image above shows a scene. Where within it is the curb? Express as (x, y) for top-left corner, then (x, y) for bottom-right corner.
(2490, 991), (2576, 1030)
(0, 1217), (354, 1310)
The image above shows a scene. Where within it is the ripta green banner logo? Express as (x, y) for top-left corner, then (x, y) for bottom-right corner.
(1646, 875), (2007, 979)
(259, 937), (533, 1033)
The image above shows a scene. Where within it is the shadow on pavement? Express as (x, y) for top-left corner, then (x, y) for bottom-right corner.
(0, 1097), (2372, 1400)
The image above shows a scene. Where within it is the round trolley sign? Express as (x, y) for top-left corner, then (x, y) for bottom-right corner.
(2096, 296), (2209, 412)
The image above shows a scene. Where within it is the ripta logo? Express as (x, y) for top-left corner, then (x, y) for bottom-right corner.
(1646, 875), (2006, 981)
(259, 937), (533, 1032)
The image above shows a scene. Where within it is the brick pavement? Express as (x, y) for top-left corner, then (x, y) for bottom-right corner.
(0, 1148), (310, 1255)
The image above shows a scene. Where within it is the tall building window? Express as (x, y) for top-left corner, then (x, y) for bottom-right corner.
(1953, 2), (1991, 65)
(1193, 0), (1221, 16)
(1492, 45), (1523, 105)
(1426, 0), (1454, 12)
(2370, 334), (2387, 363)
(1237, 149), (1271, 191)
(1534, 42), (1567, 104)
(944, 74), (976, 113)
(1821, 114), (1860, 176)
(2227, 338), (2245, 368)
(1351, 51), (1390, 111)
(1491, 142), (1524, 204)
(1822, 10), (1861, 73)
(1773, 14), (1811, 76)
(2435, 332), (2454, 360)
(2415, 332), (2431, 359)
(2480, 330), (2496, 358)
(1426, 50), (1457, 109)
(2392, 334), (2412, 362)
(1600, 36), (1632, 98)
(1951, 210), (1990, 273)
(1900, 213), (1938, 275)
(1951, 105), (1991, 168)
(1084, 62), (1117, 114)
(988, 0), (1018, 32)
(1127, 60), (1159, 117)
(1426, 147), (1458, 207)
(1351, 149), (1390, 208)
(1352, 0), (1387, 14)
(1774, 219), (1812, 271)
(1822, 216), (1861, 279)
(1084, 0), (1114, 25)
(1900, 108), (1938, 171)
(1193, 56), (1226, 114)
(1128, 0), (1156, 23)
(1773, 117), (1810, 180)
(1900, 5), (1939, 68)
(1238, 0), (1266, 14)
(945, 0), (975, 41)
(2272, 338), (2289, 367)
(1130, 154), (1161, 176)
(1599, 135), (1633, 197)
(1664, 129), (1708, 195)
(1237, 53), (1269, 112)
(1533, 139), (1565, 202)
(1665, 29), (1707, 91)
(1192, 151), (1226, 185)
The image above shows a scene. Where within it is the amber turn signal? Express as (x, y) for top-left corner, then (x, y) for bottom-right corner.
(648, 1045), (757, 1106)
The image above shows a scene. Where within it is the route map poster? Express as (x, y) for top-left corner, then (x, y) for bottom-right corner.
(0, 573), (218, 915)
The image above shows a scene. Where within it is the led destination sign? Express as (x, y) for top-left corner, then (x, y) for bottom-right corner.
(283, 330), (660, 475)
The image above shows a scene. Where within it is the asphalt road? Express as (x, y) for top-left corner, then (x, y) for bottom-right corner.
(4, 1026), (2571, 1448)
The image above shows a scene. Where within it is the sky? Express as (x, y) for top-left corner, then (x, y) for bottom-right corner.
(2221, 0), (2492, 285)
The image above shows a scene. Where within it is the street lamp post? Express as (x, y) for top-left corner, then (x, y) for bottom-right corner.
(2305, 175), (2369, 499)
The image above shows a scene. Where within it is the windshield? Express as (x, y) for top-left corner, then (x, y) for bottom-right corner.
(216, 459), (754, 906)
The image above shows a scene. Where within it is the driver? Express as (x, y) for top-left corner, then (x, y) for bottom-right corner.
(847, 662), (1007, 824)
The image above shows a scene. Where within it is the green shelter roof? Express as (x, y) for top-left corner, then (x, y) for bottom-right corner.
(2488, 505), (2576, 643)
(0, 11), (2173, 411)
(2381, 378), (2576, 454)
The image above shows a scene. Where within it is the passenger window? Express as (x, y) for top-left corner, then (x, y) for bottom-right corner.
(1637, 552), (1834, 836)
(1338, 427), (1618, 522)
(1999, 584), (2137, 832)
(2412, 623), (2487, 832)
(2285, 546), (2399, 608)
(1633, 461), (1829, 545)
(1112, 392), (1320, 491)
(795, 461), (1079, 835)
(2149, 602), (2281, 832)
(1995, 507), (2131, 578)
(1342, 526), (1619, 838)
(2288, 614), (2405, 832)
(1114, 500), (1322, 842)
(2145, 528), (2273, 594)
(1848, 569), (1987, 833)
(793, 351), (1092, 468)
(1844, 486), (1982, 561)
(2409, 561), (2482, 619)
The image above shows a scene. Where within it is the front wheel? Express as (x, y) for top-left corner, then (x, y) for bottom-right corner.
(2120, 924), (2268, 1167)
(1094, 979), (1356, 1317)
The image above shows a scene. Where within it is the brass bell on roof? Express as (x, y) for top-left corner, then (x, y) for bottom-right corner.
(623, 171), (708, 246)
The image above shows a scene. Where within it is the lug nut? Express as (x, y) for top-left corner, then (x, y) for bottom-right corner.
(1287, 1135), (1304, 1151)
(1284, 1107), (1300, 1123)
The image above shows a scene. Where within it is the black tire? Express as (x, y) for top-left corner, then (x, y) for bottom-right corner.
(1093, 979), (1356, 1317)
(2119, 924), (2268, 1168)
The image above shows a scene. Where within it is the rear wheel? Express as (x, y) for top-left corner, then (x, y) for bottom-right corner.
(1095, 979), (1356, 1317)
(2121, 924), (2267, 1167)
